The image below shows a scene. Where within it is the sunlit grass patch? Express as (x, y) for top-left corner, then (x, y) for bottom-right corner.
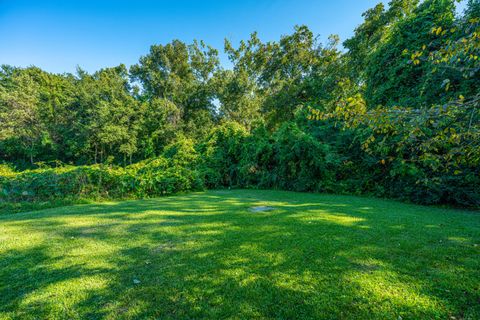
(0, 190), (479, 319)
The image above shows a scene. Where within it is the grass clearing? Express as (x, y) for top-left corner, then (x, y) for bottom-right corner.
(0, 190), (479, 319)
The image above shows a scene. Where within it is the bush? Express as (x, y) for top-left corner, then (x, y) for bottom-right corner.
(0, 154), (204, 205)
(199, 122), (249, 188)
(2, 117), (479, 211)
(198, 121), (337, 193)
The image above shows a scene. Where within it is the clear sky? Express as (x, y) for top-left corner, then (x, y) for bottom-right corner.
(0, 0), (468, 74)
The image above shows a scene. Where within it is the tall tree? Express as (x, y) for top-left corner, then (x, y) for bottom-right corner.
(0, 67), (45, 164)
(76, 65), (140, 163)
(130, 40), (220, 128)
(344, 0), (458, 108)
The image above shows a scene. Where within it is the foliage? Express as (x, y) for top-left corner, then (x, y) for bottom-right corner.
(309, 96), (480, 206)
(237, 123), (337, 192)
(130, 40), (219, 140)
(0, 152), (204, 205)
(1, 0), (480, 208)
(199, 122), (249, 188)
(198, 122), (337, 193)
(365, 0), (457, 107)
(0, 67), (45, 164)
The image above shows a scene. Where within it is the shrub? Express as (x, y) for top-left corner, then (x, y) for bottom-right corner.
(0, 154), (204, 205)
(199, 122), (249, 188)
(2, 117), (479, 210)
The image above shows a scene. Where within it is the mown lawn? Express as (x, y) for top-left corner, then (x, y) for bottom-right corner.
(0, 190), (479, 319)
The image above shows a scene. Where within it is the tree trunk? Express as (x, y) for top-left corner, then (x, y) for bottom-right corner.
(30, 140), (34, 164)
(94, 144), (98, 164)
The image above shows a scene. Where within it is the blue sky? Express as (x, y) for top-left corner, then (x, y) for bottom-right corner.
(0, 0), (468, 74)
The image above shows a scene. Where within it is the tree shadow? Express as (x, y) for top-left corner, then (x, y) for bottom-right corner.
(0, 190), (479, 318)
(0, 245), (114, 319)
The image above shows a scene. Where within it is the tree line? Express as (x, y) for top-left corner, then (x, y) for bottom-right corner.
(1, 0), (479, 207)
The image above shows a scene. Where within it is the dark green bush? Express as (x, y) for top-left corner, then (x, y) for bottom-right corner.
(199, 122), (249, 188)
(198, 122), (338, 193)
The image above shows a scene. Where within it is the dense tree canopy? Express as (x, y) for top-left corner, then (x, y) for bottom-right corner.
(1, 0), (479, 207)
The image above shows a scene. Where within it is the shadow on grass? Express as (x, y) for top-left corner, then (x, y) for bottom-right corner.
(0, 190), (479, 319)
(0, 245), (115, 318)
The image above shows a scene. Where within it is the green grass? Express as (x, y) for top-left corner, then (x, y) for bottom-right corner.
(1, 190), (479, 319)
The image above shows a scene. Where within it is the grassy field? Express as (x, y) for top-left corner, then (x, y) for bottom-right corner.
(0, 190), (479, 319)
